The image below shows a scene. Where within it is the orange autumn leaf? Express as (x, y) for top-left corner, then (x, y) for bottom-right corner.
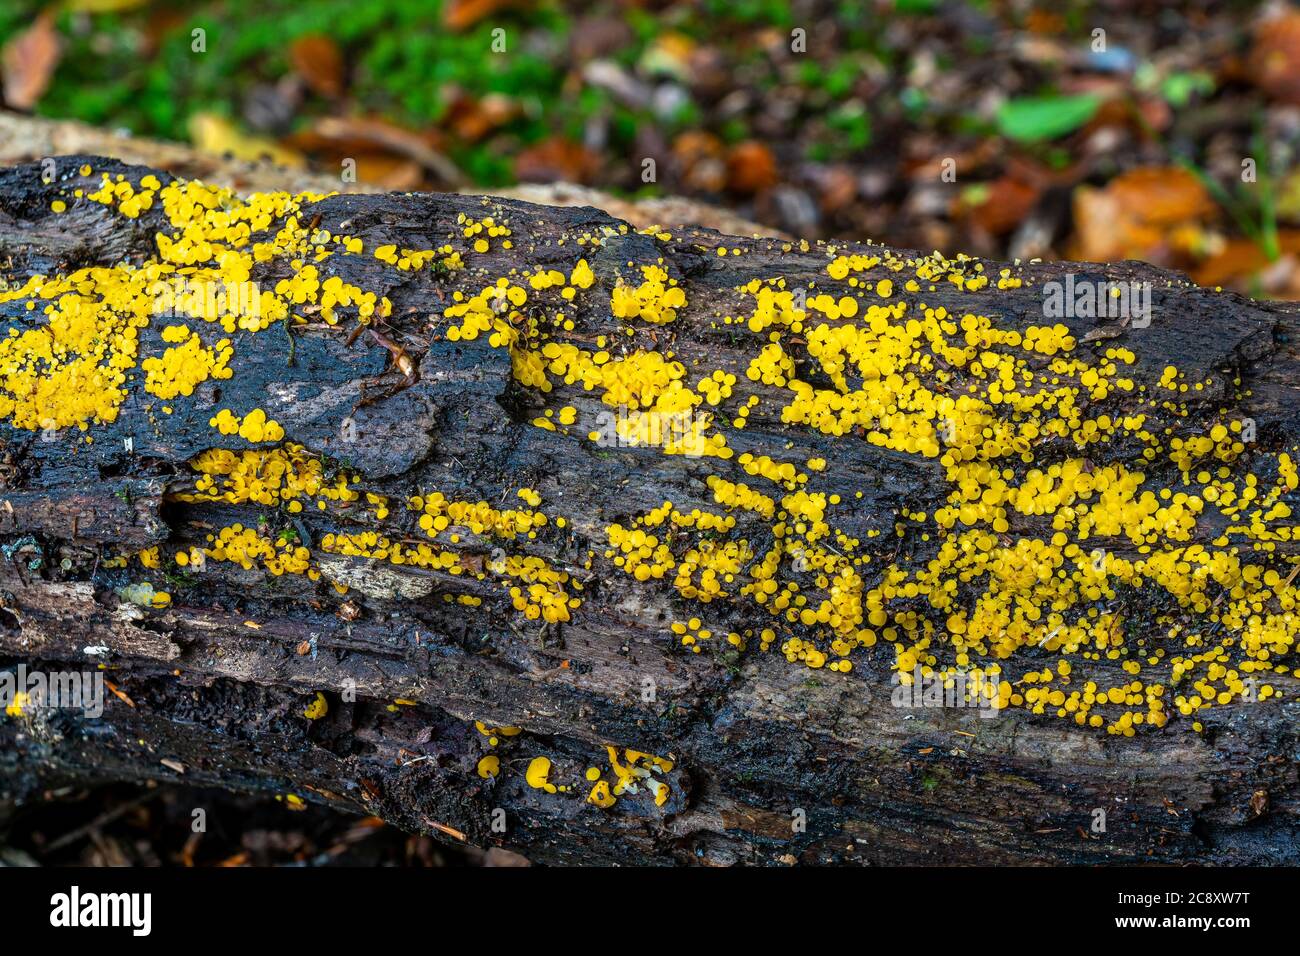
(1072, 189), (1161, 264)
(1250, 10), (1300, 104)
(1070, 166), (1213, 264)
(961, 176), (1042, 237)
(289, 34), (345, 99)
(444, 0), (512, 31)
(2, 12), (61, 111)
(726, 140), (779, 195)
(1024, 9), (1066, 35)
(1103, 167), (1214, 227)
(1193, 231), (1300, 288)
(1193, 238), (1273, 289)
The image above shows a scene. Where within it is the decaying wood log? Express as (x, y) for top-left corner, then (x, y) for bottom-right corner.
(0, 155), (1297, 865)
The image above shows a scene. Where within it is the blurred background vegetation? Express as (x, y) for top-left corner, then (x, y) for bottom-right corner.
(4, 1), (1300, 297)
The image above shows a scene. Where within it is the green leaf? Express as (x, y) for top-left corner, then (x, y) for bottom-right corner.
(1160, 71), (1215, 108)
(996, 93), (1101, 143)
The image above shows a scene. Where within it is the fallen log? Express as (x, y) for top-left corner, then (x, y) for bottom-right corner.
(0, 155), (1297, 865)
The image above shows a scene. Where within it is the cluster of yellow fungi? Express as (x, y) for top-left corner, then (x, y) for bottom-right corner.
(473, 721), (673, 811)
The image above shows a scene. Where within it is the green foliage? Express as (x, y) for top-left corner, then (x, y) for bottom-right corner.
(16, 0), (572, 149)
(702, 0), (794, 26)
(0, 0), (1226, 211)
(996, 93), (1101, 143)
(1159, 70), (1215, 108)
(826, 100), (872, 155)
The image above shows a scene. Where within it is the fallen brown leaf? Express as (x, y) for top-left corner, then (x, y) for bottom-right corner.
(351, 153), (424, 191)
(2, 12), (61, 111)
(672, 130), (726, 192)
(304, 115), (463, 186)
(1194, 232), (1300, 290)
(444, 91), (516, 142)
(960, 175), (1042, 237)
(1250, 10), (1300, 104)
(1070, 166), (1214, 264)
(514, 136), (600, 185)
(726, 140), (779, 195)
(289, 34), (345, 99)
(1193, 237), (1272, 288)
(444, 0), (512, 31)
(816, 165), (859, 211)
(1106, 167), (1214, 227)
